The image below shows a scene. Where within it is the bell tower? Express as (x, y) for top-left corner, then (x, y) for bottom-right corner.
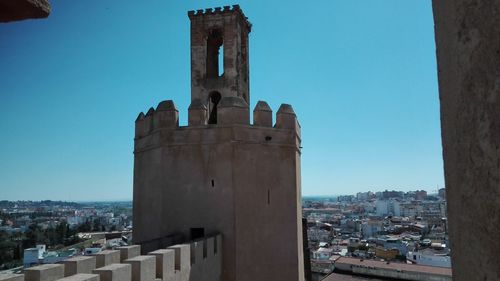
(188, 5), (251, 125)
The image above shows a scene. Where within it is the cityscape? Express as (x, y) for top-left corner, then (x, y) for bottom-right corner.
(0, 188), (450, 280)
(304, 189), (450, 280)
(2, 0), (497, 280)
(0, 200), (132, 270)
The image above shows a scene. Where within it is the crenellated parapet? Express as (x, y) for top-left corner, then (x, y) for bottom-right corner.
(254, 101), (301, 137)
(134, 100), (301, 159)
(217, 96), (249, 125)
(253, 100), (273, 127)
(135, 99), (300, 142)
(135, 100), (179, 138)
(187, 5), (251, 31)
(9, 234), (222, 281)
(253, 100), (301, 134)
(187, 99), (207, 126)
(276, 104), (300, 131)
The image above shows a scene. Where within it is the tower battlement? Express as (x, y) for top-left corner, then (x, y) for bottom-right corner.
(187, 5), (251, 31)
(134, 99), (301, 141)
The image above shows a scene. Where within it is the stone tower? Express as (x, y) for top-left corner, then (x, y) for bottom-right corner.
(188, 4), (250, 124)
(133, 5), (304, 281)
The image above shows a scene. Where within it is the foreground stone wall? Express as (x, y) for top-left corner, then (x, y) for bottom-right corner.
(0, 235), (221, 281)
(432, 1), (500, 281)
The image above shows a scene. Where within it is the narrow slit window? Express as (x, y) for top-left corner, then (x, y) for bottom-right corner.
(218, 43), (224, 76)
(203, 240), (207, 259)
(267, 189), (271, 205)
(214, 237), (218, 255)
(206, 29), (223, 78)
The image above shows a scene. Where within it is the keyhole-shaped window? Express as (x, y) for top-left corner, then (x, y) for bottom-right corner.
(206, 29), (224, 78)
(208, 91), (222, 124)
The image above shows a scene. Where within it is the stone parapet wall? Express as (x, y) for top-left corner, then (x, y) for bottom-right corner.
(2, 235), (221, 281)
(135, 100), (301, 142)
(187, 5), (251, 32)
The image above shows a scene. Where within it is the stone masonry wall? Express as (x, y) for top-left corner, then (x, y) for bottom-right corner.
(0, 235), (221, 281)
(432, 1), (500, 281)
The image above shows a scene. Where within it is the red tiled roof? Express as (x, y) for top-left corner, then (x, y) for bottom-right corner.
(322, 272), (386, 281)
(334, 257), (452, 276)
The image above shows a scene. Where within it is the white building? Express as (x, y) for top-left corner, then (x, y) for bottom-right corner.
(362, 202), (376, 213)
(407, 249), (451, 267)
(312, 247), (334, 260)
(362, 221), (383, 238)
(23, 247), (43, 267)
(307, 228), (332, 243)
(356, 192), (373, 201)
(66, 216), (84, 226)
(400, 203), (423, 217)
(23, 244), (75, 268)
(376, 199), (401, 216)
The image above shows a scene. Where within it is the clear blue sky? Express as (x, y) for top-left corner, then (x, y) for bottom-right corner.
(0, 0), (444, 201)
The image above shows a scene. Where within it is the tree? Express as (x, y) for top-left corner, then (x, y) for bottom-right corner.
(92, 219), (102, 232)
(77, 221), (91, 233)
(55, 222), (68, 245)
(23, 223), (42, 249)
(0, 231), (16, 265)
(13, 244), (21, 260)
